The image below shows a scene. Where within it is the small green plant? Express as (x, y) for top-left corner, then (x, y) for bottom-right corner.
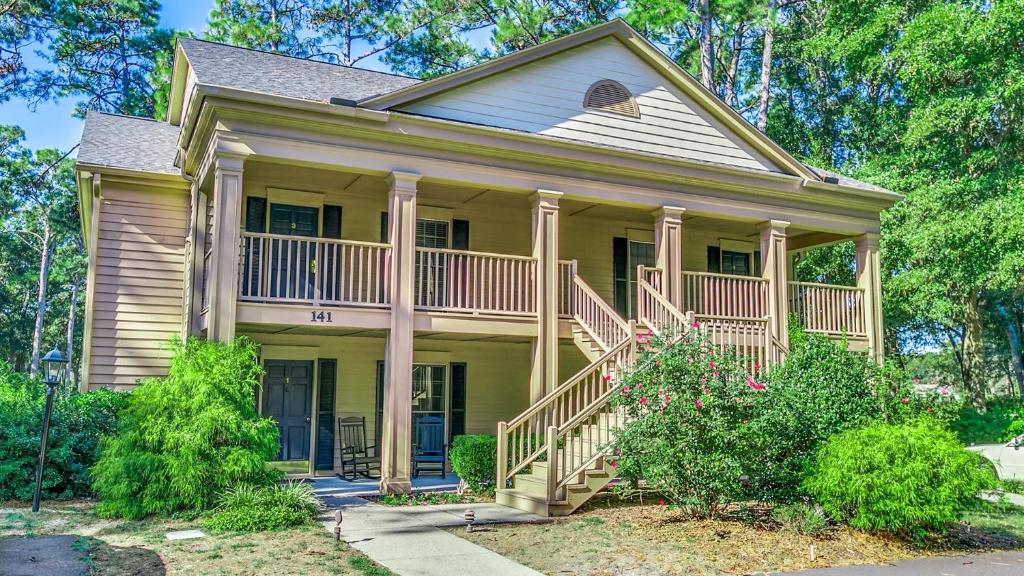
(91, 337), (282, 519)
(771, 502), (829, 536)
(202, 482), (320, 532)
(375, 491), (471, 506)
(804, 419), (996, 533)
(953, 397), (1022, 445)
(449, 434), (497, 494)
(348, 556), (392, 576)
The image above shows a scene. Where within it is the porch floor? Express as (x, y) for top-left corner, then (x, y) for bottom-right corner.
(311, 474), (461, 501)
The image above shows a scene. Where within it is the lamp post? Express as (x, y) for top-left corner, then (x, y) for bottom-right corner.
(32, 348), (68, 513)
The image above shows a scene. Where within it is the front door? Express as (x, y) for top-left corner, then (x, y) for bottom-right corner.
(263, 360), (313, 463)
(412, 364), (447, 447)
(268, 204), (319, 299)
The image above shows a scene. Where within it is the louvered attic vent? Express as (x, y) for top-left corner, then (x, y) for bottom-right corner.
(584, 79), (639, 117)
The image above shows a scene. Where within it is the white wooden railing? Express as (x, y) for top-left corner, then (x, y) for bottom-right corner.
(571, 275), (632, 351)
(558, 260), (576, 318)
(682, 271), (768, 319)
(636, 267), (691, 335)
(788, 281), (866, 337)
(414, 247), (537, 315)
(238, 232), (391, 307)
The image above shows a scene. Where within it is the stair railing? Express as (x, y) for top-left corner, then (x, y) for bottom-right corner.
(636, 266), (691, 334)
(572, 274), (631, 352)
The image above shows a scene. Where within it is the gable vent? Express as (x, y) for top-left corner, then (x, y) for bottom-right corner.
(584, 80), (639, 117)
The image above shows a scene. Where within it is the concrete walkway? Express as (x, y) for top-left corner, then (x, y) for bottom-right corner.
(773, 552), (1024, 575)
(321, 495), (548, 576)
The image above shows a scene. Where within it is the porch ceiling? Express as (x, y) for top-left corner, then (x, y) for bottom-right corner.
(415, 331), (533, 344)
(238, 323), (388, 338)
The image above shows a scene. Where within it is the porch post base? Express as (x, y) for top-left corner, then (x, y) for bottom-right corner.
(379, 477), (413, 495)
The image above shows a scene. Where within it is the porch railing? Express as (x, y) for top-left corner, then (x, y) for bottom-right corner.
(682, 271), (768, 319)
(558, 260), (576, 318)
(238, 232), (391, 307)
(571, 274), (632, 351)
(788, 281), (866, 337)
(414, 247), (537, 315)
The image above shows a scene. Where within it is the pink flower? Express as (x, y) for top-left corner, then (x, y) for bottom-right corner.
(694, 399), (703, 409)
(614, 449), (620, 456)
(712, 371), (719, 378)
(635, 381), (642, 389)
(901, 397), (910, 405)
(610, 460), (618, 468)
(746, 377), (765, 391)
(658, 499), (666, 506)
(702, 386), (710, 395)
(754, 362), (761, 371)
(654, 359), (661, 367)
(912, 377), (921, 384)
(709, 361), (716, 369)
(692, 321), (702, 328)
(640, 397), (649, 405)
(646, 328), (654, 337)
(622, 385), (631, 394)
(602, 373), (613, 383)
(658, 388), (665, 396)
(664, 395), (671, 403)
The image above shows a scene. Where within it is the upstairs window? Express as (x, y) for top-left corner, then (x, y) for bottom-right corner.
(584, 79), (639, 118)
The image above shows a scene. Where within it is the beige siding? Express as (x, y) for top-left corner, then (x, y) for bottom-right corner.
(399, 37), (782, 172)
(88, 185), (188, 389)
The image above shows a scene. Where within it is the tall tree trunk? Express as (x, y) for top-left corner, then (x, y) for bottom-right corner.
(30, 221), (53, 378)
(699, 0), (714, 91)
(725, 25), (744, 106)
(65, 282), (79, 393)
(995, 302), (1024, 396)
(756, 0), (776, 131)
(962, 292), (988, 407)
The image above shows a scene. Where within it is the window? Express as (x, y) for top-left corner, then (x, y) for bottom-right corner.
(721, 251), (750, 276)
(613, 238), (656, 319)
(584, 79), (639, 118)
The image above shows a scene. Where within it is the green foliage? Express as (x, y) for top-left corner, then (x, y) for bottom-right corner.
(951, 397), (1022, 445)
(610, 329), (760, 517)
(91, 337), (282, 519)
(804, 419), (995, 533)
(376, 491), (473, 506)
(202, 482), (320, 532)
(0, 361), (128, 501)
(771, 502), (830, 536)
(449, 434), (497, 494)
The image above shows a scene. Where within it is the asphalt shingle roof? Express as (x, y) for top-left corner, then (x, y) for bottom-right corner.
(178, 38), (421, 103)
(805, 165), (888, 193)
(78, 111), (180, 174)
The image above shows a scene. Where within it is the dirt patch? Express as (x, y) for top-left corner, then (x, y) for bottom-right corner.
(453, 495), (1024, 576)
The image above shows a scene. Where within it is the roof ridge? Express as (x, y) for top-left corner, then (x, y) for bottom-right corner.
(178, 37), (422, 82)
(85, 110), (170, 124)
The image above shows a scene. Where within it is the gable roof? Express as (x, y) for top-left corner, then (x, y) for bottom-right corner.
(361, 19), (818, 181)
(78, 111), (180, 174)
(177, 38), (421, 105)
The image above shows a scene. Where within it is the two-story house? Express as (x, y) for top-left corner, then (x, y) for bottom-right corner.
(74, 20), (899, 515)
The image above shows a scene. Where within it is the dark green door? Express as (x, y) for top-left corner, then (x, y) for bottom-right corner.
(263, 360), (313, 462)
(269, 204), (319, 299)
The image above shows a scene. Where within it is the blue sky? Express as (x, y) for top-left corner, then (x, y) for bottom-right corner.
(2, 1), (220, 152)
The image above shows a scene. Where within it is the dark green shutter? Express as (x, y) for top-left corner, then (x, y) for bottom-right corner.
(450, 363), (467, 441)
(323, 205), (342, 239)
(707, 246), (721, 273)
(380, 212), (389, 243)
(315, 359), (337, 471)
(753, 250), (762, 277)
(452, 219), (470, 250)
(375, 360), (385, 447)
(612, 237), (628, 318)
(245, 197), (266, 232)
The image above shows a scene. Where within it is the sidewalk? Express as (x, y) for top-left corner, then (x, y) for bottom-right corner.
(322, 495), (548, 576)
(773, 551), (1024, 575)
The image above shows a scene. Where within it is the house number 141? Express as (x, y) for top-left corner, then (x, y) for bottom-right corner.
(311, 311), (333, 323)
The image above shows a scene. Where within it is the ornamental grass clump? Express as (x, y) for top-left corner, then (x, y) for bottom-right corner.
(202, 482), (321, 532)
(804, 419), (995, 533)
(91, 337), (282, 519)
(610, 327), (765, 517)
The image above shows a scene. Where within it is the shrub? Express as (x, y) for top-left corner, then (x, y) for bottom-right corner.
(952, 396), (1022, 444)
(771, 502), (829, 536)
(449, 434), (497, 494)
(91, 337), (282, 519)
(804, 419), (995, 533)
(0, 362), (128, 501)
(610, 328), (760, 517)
(202, 482), (320, 532)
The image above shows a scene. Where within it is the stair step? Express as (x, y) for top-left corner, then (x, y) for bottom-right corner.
(496, 488), (570, 516)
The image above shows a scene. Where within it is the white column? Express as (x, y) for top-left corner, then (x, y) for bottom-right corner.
(183, 182), (208, 338)
(759, 219), (790, 355)
(653, 206), (686, 310)
(206, 154), (245, 342)
(530, 190), (561, 402)
(856, 233), (884, 363)
(380, 171), (419, 495)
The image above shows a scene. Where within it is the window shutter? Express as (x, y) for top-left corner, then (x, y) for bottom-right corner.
(380, 212), (389, 244)
(707, 246), (721, 273)
(450, 363), (467, 441)
(323, 205), (342, 239)
(452, 219), (470, 250)
(375, 360), (385, 447)
(315, 359), (337, 471)
(245, 197), (266, 233)
(612, 237), (628, 317)
(753, 251), (762, 277)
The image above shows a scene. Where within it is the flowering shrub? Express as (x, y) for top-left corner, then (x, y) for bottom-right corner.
(610, 328), (765, 517)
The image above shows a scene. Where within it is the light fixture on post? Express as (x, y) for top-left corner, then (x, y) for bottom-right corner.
(32, 348), (68, 513)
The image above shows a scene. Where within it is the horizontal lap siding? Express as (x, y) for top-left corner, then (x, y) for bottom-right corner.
(400, 37), (781, 172)
(88, 186), (187, 390)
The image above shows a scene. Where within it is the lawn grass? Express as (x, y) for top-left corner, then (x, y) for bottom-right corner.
(1, 500), (391, 576)
(453, 494), (1024, 576)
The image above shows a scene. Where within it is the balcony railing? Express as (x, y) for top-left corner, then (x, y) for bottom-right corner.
(238, 232), (391, 307)
(788, 281), (866, 337)
(682, 271), (768, 319)
(414, 247), (537, 315)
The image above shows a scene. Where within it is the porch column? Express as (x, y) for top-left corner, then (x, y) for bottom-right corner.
(380, 171), (419, 495)
(531, 190), (561, 402)
(206, 154), (245, 341)
(856, 233), (884, 363)
(759, 219), (790, 356)
(184, 182), (208, 338)
(653, 206), (686, 310)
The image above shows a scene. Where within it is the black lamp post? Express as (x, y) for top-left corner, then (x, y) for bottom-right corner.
(32, 348), (68, 513)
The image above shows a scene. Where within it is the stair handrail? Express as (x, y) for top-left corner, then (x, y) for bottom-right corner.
(572, 275), (631, 351)
(636, 269), (691, 334)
